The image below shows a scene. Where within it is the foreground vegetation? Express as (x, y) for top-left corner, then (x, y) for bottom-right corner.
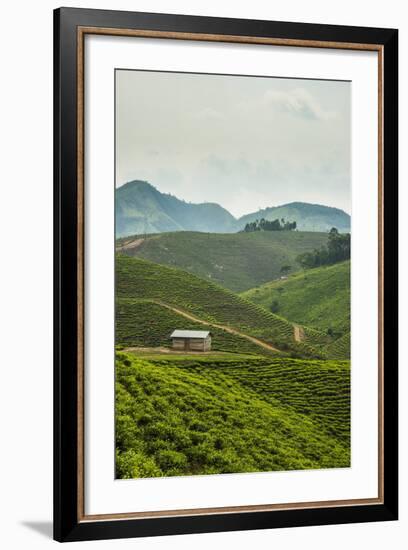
(116, 352), (350, 478)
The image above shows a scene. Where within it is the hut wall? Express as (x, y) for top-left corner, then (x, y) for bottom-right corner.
(171, 336), (211, 351)
(188, 338), (205, 351)
(172, 338), (186, 350)
(203, 336), (211, 351)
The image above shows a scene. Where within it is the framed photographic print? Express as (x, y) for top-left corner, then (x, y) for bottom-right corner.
(54, 7), (398, 542)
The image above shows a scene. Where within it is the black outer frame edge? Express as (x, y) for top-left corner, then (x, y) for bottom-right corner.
(53, 7), (398, 543)
(57, 6), (397, 43)
(63, 505), (396, 542)
(54, 7), (62, 541)
(54, 7), (80, 542)
(382, 29), (399, 521)
(53, 8), (60, 541)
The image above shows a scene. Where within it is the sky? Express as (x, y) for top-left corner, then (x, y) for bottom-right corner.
(116, 69), (351, 217)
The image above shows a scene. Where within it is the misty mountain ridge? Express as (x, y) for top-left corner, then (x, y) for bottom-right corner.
(116, 180), (350, 237)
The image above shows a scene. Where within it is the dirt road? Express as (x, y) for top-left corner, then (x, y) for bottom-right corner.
(116, 238), (144, 252)
(153, 300), (281, 353)
(293, 324), (305, 342)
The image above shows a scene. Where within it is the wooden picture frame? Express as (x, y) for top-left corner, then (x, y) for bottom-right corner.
(54, 7), (398, 542)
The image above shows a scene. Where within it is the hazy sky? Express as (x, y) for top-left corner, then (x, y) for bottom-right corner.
(116, 69), (351, 217)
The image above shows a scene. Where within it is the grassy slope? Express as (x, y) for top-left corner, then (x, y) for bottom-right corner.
(116, 255), (329, 357)
(116, 352), (350, 478)
(242, 261), (350, 334)
(118, 230), (328, 292)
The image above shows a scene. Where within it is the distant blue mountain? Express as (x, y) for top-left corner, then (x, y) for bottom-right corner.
(116, 180), (350, 237)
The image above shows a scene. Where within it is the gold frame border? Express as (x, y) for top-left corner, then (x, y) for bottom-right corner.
(76, 27), (384, 522)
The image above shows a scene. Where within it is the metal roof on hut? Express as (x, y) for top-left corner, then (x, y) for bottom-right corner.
(170, 330), (211, 338)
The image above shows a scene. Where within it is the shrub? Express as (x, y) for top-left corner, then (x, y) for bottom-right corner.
(156, 449), (188, 471)
(116, 449), (162, 478)
(115, 353), (350, 479)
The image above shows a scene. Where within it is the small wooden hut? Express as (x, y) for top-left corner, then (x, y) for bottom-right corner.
(170, 330), (212, 352)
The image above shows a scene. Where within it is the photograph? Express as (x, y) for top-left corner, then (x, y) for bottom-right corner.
(114, 68), (352, 479)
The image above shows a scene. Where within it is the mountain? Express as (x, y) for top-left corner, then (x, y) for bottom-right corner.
(117, 230), (328, 293)
(237, 202), (350, 233)
(241, 260), (350, 335)
(116, 180), (236, 237)
(116, 180), (351, 237)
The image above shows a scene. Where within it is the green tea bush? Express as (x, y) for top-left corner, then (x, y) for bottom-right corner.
(115, 353), (350, 479)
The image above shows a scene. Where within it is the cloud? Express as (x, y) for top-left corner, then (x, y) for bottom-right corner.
(193, 107), (225, 121)
(264, 87), (336, 121)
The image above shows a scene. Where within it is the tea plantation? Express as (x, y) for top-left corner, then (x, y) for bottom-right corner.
(116, 298), (271, 356)
(242, 261), (350, 335)
(116, 352), (350, 478)
(172, 357), (350, 444)
(324, 332), (351, 360)
(116, 254), (329, 357)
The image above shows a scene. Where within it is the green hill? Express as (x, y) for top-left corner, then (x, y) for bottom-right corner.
(116, 255), (329, 358)
(116, 180), (351, 237)
(238, 202), (350, 233)
(117, 230), (328, 293)
(324, 333), (351, 360)
(116, 352), (350, 478)
(116, 180), (236, 237)
(242, 261), (350, 335)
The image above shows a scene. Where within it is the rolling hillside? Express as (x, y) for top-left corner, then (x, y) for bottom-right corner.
(116, 352), (350, 478)
(117, 230), (328, 292)
(242, 261), (350, 334)
(116, 254), (328, 357)
(116, 180), (351, 237)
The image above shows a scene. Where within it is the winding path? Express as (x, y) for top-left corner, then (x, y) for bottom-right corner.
(293, 324), (305, 343)
(117, 238), (145, 252)
(152, 300), (281, 353)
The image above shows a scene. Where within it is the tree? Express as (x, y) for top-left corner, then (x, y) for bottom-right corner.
(241, 218), (297, 232)
(280, 265), (292, 275)
(296, 227), (350, 269)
